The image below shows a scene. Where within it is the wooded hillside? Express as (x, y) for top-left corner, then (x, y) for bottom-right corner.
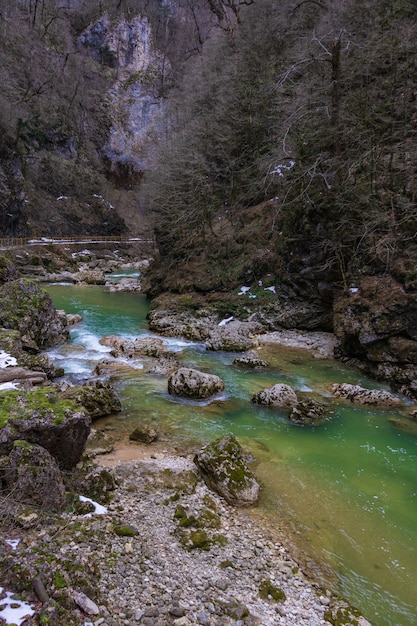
(145, 0), (417, 301)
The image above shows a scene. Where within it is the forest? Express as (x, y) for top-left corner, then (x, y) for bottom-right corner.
(0, 0), (416, 298)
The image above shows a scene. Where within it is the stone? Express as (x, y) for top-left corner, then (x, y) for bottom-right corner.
(168, 367), (225, 400)
(194, 434), (260, 507)
(129, 425), (158, 444)
(0, 279), (69, 350)
(288, 399), (329, 425)
(61, 381), (122, 419)
(251, 383), (298, 408)
(206, 321), (262, 352)
(331, 383), (402, 407)
(4, 441), (66, 512)
(0, 404), (91, 470)
(73, 591), (100, 615)
(233, 356), (269, 368)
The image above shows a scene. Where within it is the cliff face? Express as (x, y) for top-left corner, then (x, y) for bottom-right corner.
(0, 2), (175, 237)
(79, 13), (167, 182)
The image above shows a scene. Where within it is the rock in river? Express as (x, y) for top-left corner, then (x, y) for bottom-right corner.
(251, 383), (298, 408)
(168, 367), (225, 400)
(331, 383), (402, 407)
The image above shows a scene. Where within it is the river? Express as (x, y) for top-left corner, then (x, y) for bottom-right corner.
(44, 282), (417, 626)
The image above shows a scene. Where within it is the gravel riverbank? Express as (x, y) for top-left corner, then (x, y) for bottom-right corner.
(1, 449), (371, 626)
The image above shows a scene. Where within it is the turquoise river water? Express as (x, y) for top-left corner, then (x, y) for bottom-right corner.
(44, 283), (417, 626)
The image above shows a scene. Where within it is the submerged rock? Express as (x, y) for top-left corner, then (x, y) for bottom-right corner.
(194, 434), (260, 507)
(289, 399), (329, 425)
(168, 367), (225, 400)
(129, 425), (159, 443)
(233, 355), (269, 369)
(331, 383), (402, 407)
(251, 383), (298, 408)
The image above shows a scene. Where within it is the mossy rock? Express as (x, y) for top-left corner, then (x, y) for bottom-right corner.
(194, 434), (260, 507)
(259, 579), (286, 602)
(113, 524), (139, 537)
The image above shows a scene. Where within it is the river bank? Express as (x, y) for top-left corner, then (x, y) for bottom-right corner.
(1, 441), (371, 626)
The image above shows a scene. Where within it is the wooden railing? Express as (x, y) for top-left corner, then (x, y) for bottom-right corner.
(0, 234), (154, 249)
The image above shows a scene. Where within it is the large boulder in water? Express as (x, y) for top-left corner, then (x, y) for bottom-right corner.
(0, 279), (69, 349)
(4, 440), (66, 512)
(331, 383), (402, 407)
(205, 321), (262, 352)
(194, 434), (260, 507)
(168, 367), (225, 399)
(251, 383), (298, 408)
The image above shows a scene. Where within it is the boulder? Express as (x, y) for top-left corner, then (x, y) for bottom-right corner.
(331, 383), (402, 407)
(4, 441), (66, 512)
(61, 381), (122, 419)
(100, 335), (165, 358)
(84, 429), (115, 456)
(289, 399), (329, 425)
(129, 425), (158, 443)
(0, 401), (91, 470)
(147, 309), (217, 341)
(107, 277), (142, 292)
(168, 367), (225, 399)
(0, 279), (69, 349)
(206, 321), (262, 352)
(57, 310), (83, 326)
(333, 276), (417, 397)
(194, 434), (260, 507)
(251, 383), (298, 408)
(233, 356), (268, 369)
(73, 269), (106, 285)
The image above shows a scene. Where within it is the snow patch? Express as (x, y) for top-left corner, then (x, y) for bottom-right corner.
(218, 316), (234, 327)
(271, 160), (295, 176)
(79, 495), (108, 517)
(0, 350), (17, 368)
(0, 587), (35, 625)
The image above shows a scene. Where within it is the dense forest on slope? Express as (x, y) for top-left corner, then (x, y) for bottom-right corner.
(145, 0), (417, 303)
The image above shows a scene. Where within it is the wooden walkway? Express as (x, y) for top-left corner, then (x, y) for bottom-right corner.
(0, 235), (154, 249)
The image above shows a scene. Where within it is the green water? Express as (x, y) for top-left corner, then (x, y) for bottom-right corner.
(45, 284), (417, 626)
